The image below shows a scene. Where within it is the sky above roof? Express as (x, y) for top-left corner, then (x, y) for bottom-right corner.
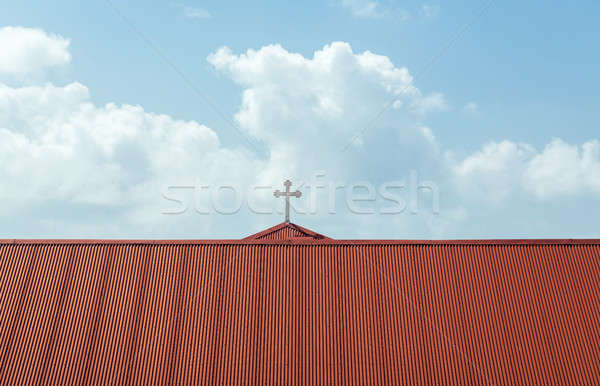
(1, 0), (599, 239)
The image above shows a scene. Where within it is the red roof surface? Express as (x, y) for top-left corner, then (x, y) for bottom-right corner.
(1, 223), (600, 384)
(243, 222), (331, 241)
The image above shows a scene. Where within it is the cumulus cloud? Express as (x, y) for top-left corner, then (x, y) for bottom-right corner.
(0, 27), (263, 234)
(4, 26), (596, 238)
(453, 139), (600, 201)
(2, 30), (448, 236)
(208, 41), (439, 160)
(523, 139), (600, 198)
(206, 41), (452, 236)
(0, 26), (71, 77)
(0, 81), (262, 216)
(452, 141), (535, 202)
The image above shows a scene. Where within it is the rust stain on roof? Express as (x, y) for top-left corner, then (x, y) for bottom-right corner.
(0, 223), (599, 383)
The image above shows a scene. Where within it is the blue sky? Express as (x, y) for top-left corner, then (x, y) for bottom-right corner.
(1, 1), (599, 239)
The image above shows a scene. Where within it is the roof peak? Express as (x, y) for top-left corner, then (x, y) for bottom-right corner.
(243, 222), (332, 241)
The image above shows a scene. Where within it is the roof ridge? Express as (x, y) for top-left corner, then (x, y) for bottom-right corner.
(3, 238), (600, 245)
(241, 222), (332, 241)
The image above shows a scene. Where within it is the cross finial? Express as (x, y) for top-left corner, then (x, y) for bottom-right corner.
(273, 179), (302, 223)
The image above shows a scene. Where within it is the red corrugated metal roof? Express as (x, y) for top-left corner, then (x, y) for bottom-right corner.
(1, 223), (600, 383)
(243, 222), (331, 241)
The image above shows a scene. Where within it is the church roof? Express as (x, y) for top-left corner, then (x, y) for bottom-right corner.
(1, 224), (600, 383)
(242, 222), (331, 241)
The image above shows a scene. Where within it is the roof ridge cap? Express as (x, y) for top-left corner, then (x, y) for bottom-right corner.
(242, 222), (332, 240)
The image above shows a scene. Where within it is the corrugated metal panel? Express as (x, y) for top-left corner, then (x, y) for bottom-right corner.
(257, 226), (307, 240)
(243, 222), (331, 241)
(0, 240), (599, 383)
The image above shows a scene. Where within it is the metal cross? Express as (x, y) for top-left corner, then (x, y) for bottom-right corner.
(273, 180), (302, 223)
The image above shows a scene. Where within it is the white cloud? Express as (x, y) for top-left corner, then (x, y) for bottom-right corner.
(339, 0), (386, 18)
(419, 126), (435, 143)
(0, 26), (262, 233)
(452, 140), (535, 202)
(0, 81), (262, 215)
(463, 101), (479, 114)
(523, 139), (600, 198)
(4, 26), (597, 238)
(0, 26), (71, 77)
(453, 139), (600, 201)
(181, 6), (212, 19)
(207, 41), (451, 236)
(336, 0), (410, 20)
(2, 31), (448, 236)
(410, 91), (447, 114)
(208, 41), (439, 158)
(421, 4), (440, 19)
